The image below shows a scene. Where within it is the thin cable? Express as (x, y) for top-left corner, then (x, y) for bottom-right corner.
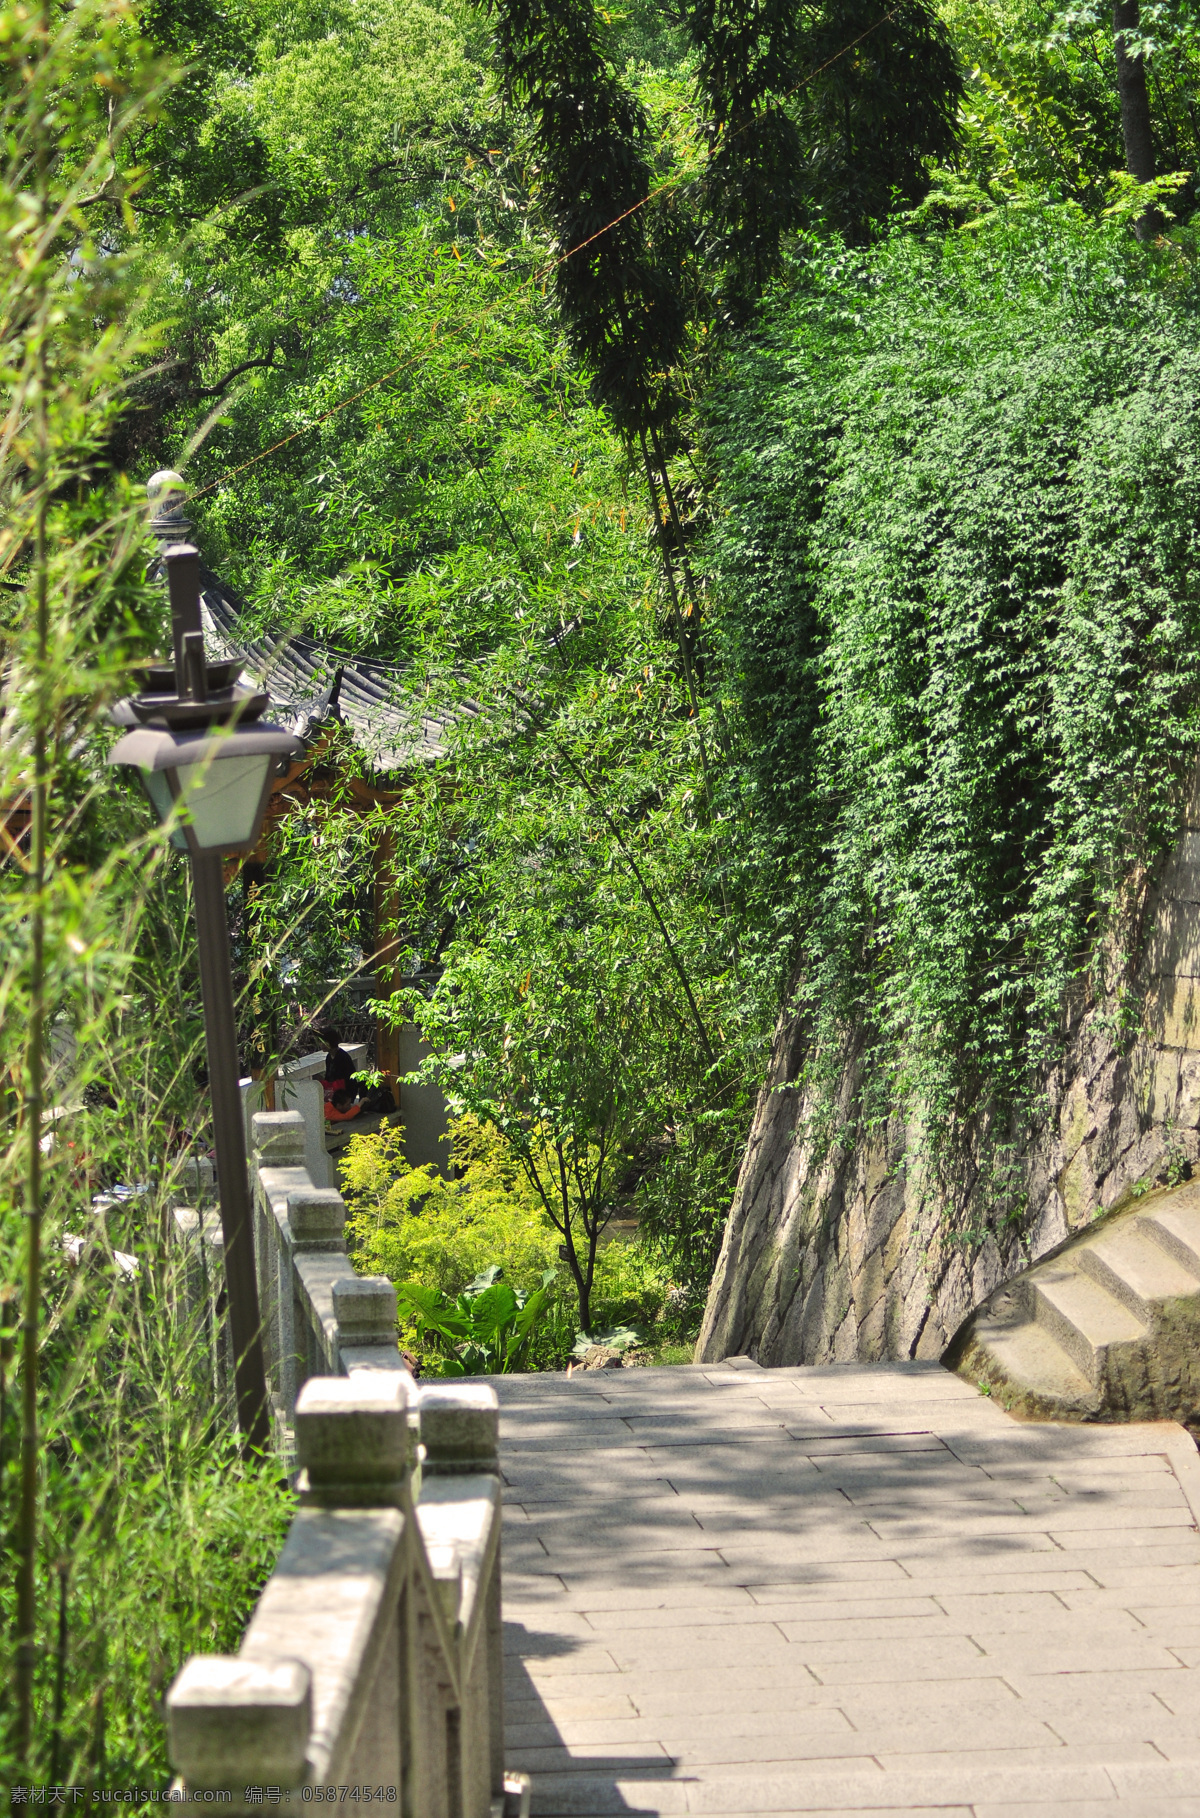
(190, 4), (902, 503)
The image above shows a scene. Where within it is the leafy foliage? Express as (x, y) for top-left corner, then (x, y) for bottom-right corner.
(380, 681), (758, 1326)
(686, 0), (961, 288)
(706, 210), (1200, 1176)
(340, 1117), (696, 1365)
(396, 1264), (557, 1374)
(1, 1196), (291, 1785)
(341, 1115), (561, 1294)
(939, 0), (1200, 218)
(485, 0), (690, 438)
(0, 0), (295, 1777)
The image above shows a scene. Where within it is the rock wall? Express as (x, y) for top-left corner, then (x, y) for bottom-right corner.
(697, 779), (1200, 1366)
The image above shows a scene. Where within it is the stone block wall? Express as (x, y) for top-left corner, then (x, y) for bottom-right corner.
(697, 770), (1200, 1366)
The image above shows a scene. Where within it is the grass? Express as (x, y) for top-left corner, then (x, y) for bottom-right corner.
(0, 1173), (293, 1791)
(640, 1339), (698, 1367)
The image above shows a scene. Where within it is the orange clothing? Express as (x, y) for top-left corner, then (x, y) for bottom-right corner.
(324, 1100), (364, 1123)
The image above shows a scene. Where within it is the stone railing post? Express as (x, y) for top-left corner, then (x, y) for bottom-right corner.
(168, 1375), (411, 1807)
(285, 1184), (347, 1401)
(168, 1658), (312, 1806)
(252, 1110), (307, 1422)
(253, 1108), (307, 1171)
(167, 1377), (515, 1817)
(417, 1385), (504, 1812)
(178, 1152), (215, 1207)
(419, 1384), (500, 1477)
(334, 1275), (399, 1368)
(171, 1204), (231, 1411)
(287, 1185), (346, 1251)
(295, 1371), (411, 1507)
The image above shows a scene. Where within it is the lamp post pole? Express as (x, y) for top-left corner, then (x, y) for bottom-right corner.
(192, 847), (272, 1453)
(111, 476), (300, 1452)
(165, 544), (272, 1452)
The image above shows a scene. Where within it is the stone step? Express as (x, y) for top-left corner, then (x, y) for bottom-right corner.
(1143, 1199), (1200, 1276)
(952, 1181), (1200, 1423)
(965, 1310), (1099, 1417)
(1029, 1264), (1147, 1385)
(1074, 1221), (1200, 1322)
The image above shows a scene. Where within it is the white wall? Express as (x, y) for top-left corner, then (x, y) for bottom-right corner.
(397, 1024), (451, 1175)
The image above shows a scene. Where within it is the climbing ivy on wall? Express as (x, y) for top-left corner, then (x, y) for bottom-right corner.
(706, 210), (1200, 1151)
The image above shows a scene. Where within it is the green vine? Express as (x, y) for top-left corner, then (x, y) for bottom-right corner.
(706, 208), (1200, 1227)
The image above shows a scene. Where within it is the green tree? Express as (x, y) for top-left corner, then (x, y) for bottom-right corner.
(686, 0), (961, 281)
(398, 757), (726, 1328)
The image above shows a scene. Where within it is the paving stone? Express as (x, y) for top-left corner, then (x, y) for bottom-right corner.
(498, 1363), (1200, 1814)
(527, 1775), (689, 1815)
(567, 1584), (762, 1614)
(928, 1589), (1092, 1621)
(510, 1742), (675, 1772)
(789, 1432), (952, 1454)
(527, 1497), (729, 1530)
(1035, 1711), (1200, 1748)
(504, 1613), (597, 1650)
(873, 1741), (1162, 1772)
(966, 1638), (1183, 1672)
(1047, 1524), (1200, 1551)
(658, 1720), (1060, 1766)
(508, 1708), (859, 1750)
(950, 1612), (1150, 1643)
(798, 1651), (1031, 1686)
(869, 1506), (1195, 1541)
(601, 1624), (798, 1668)
(680, 1762), (1118, 1810)
(519, 1648), (625, 1678)
(692, 1810), (975, 1818)
(1068, 1561), (1200, 1590)
(1108, 1761), (1200, 1796)
(997, 1677), (1171, 1715)
(505, 1693), (640, 1724)
(976, 1807), (1200, 1818)
(626, 1674), (1018, 1723)
(733, 1561), (916, 1590)
(584, 1595), (944, 1632)
(746, 1564), (1096, 1600)
(976, 1806), (1200, 1818)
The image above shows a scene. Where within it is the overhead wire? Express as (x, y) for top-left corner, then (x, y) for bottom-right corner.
(188, 3), (902, 503)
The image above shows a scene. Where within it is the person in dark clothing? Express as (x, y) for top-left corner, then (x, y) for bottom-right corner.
(319, 1026), (358, 1099)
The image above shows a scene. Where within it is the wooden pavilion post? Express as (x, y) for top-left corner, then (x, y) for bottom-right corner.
(372, 827), (401, 1097)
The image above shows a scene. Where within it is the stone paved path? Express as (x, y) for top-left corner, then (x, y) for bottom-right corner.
(497, 1358), (1200, 1816)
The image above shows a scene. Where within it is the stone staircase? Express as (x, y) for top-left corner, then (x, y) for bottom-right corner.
(951, 1180), (1200, 1422)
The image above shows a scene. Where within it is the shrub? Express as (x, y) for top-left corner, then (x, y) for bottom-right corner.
(340, 1115), (704, 1366)
(588, 1237), (678, 1335)
(339, 1115), (561, 1299)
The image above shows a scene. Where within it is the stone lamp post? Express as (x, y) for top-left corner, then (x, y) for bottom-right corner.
(109, 472), (302, 1450)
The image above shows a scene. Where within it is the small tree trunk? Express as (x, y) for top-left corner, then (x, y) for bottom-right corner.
(1113, 0), (1161, 235)
(563, 1232), (590, 1332)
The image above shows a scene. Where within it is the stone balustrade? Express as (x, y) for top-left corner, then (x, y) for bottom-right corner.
(253, 1109), (405, 1438)
(167, 1373), (517, 1818)
(168, 1113), (531, 1815)
(173, 1108), (403, 1449)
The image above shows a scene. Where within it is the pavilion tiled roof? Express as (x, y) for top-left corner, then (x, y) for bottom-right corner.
(198, 565), (459, 777)
(146, 482), (477, 776)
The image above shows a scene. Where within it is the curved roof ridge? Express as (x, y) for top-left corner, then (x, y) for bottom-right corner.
(197, 564), (457, 775)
